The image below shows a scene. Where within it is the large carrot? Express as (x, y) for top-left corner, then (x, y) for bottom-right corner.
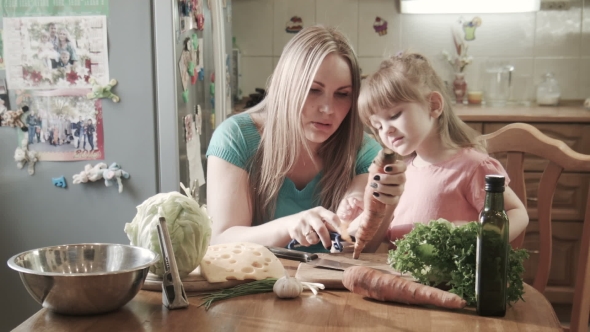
(343, 266), (467, 309)
(351, 148), (397, 259)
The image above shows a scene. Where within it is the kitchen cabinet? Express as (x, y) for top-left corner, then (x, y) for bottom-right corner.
(456, 103), (590, 308)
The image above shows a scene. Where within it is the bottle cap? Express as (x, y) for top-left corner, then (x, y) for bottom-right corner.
(485, 175), (505, 192)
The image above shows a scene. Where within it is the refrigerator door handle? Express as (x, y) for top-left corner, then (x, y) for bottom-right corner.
(211, 0), (227, 128)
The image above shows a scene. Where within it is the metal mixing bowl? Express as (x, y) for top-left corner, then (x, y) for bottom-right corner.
(7, 243), (159, 315)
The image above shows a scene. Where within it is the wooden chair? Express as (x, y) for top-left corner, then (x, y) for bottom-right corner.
(481, 122), (590, 332)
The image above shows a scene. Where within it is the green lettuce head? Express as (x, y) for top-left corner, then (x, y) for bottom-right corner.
(124, 192), (212, 278)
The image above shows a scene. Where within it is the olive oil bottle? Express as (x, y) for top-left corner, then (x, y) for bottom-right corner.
(476, 175), (509, 317)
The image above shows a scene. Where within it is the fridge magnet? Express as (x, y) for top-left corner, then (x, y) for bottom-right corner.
(102, 162), (130, 194)
(52, 176), (67, 188)
(373, 17), (388, 36)
(197, 37), (204, 80)
(1, 105), (30, 131)
(87, 77), (120, 103)
(185, 109), (206, 187)
(463, 17), (482, 41)
(14, 137), (39, 175)
(15, 89), (105, 161)
(286, 16), (303, 34)
(192, 0), (205, 31)
(72, 162), (107, 184)
(3, 16), (110, 90)
(179, 45), (192, 102)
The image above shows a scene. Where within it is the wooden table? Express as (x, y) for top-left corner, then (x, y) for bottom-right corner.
(13, 260), (562, 332)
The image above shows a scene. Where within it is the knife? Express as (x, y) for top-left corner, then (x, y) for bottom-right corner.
(266, 246), (396, 273)
(266, 246), (318, 262)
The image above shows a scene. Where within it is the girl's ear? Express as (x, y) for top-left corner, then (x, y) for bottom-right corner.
(429, 91), (444, 119)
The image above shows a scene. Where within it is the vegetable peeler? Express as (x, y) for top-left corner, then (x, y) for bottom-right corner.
(287, 232), (355, 252)
(156, 216), (189, 309)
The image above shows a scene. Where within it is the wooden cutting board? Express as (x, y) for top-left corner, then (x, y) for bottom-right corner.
(142, 266), (250, 293)
(294, 252), (411, 289)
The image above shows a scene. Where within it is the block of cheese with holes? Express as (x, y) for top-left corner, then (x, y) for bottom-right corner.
(199, 242), (285, 283)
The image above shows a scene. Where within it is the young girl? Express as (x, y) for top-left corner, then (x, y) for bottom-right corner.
(37, 31), (59, 68)
(358, 52), (528, 244)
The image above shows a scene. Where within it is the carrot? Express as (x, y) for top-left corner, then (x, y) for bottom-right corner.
(351, 148), (397, 259)
(342, 266), (467, 309)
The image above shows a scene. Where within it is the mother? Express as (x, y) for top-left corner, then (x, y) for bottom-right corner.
(55, 28), (79, 66)
(206, 25), (405, 252)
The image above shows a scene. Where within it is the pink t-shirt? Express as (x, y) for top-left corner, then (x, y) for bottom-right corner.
(387, 148), (509, 242)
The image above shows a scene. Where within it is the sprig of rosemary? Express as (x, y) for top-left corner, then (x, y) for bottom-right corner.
(198, 278), (278, 310)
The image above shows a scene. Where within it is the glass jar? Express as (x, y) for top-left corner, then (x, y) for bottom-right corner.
(536, 72), (560, 106)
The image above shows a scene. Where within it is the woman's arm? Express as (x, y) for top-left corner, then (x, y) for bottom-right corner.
(504, 186), (529, 242)
(207, 156), (339, 249)
(67, 43), (79, 62)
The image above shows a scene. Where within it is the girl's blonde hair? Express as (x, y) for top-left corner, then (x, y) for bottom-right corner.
(358, 51), (484, 153)
(246, 25), (363, 223)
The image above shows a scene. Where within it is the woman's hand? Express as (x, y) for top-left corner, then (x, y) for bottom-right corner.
(287, 206), (341, 249)
(368, 159), (406, 205)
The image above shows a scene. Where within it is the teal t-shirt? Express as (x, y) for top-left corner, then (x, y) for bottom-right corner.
(206, 112), (381, 252)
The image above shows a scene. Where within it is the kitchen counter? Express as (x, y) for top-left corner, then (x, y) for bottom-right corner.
(454, 103), (590, 123)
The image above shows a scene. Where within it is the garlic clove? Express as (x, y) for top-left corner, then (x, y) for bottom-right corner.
(273, 275), (303, 299)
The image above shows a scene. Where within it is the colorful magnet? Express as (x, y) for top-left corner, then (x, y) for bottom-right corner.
(194, 0), (205, 32)
(373, 17), (388, 36)
(102, 162), (130, 194)
(182, 89), (190, 103)
(286, 16), (303, 34)
(195, 105), (202, 135)
(72, 162), (107, 184)
(184, 114), (194, 142)
(52, 176), (67, 188)
(191, 68), (198, 85)
(198, 68), (205, 81)
(179, 48), (192, 101)
(87, 78), (120, 103)
(1, 105), (30, 131)
(463, 17), (482, 41)
(14, 136), (39, 175)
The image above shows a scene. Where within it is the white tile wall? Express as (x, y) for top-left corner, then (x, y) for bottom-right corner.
(315, 0), (359, 51)
(580, 58), (590, 98)
(582, 0), (590, 56)
(240, 56), (274, 96)
(534, 4), (582, 57)
(357, 57), (385, 77)
(358, 0), (400, 57)
(233, 0), (274, 56)
(233, 0), (590, 100)
(273, 0), (316, 56)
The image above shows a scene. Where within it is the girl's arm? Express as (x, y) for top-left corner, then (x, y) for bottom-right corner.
(206, 156), (339, 249)
(504, 186), (529, 242)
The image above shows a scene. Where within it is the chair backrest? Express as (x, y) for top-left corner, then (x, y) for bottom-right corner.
(481, 122), (590, 332)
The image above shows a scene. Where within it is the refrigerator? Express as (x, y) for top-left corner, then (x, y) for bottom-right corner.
(0, 1), (232, 330)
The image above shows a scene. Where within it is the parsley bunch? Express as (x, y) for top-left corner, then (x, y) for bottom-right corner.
(388, 219), (529, 306)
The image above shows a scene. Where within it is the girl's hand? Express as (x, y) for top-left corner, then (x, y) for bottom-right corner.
(336, 193), (364, 223)
(368, 159), (406, 205)
(287, 206), (341, 250)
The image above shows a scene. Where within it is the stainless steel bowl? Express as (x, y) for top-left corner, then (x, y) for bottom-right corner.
(7, 243), (159, 315)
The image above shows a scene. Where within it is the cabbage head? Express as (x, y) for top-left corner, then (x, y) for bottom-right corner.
(124, 192), (212, 278)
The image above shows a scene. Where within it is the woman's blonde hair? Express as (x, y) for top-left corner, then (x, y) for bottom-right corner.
(57, 28), (71, 43)
(358, 51), (484, 153)
(246, 25), (363, 223)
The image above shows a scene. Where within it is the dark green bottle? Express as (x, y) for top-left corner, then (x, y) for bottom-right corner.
(476, 175), (509, 317)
